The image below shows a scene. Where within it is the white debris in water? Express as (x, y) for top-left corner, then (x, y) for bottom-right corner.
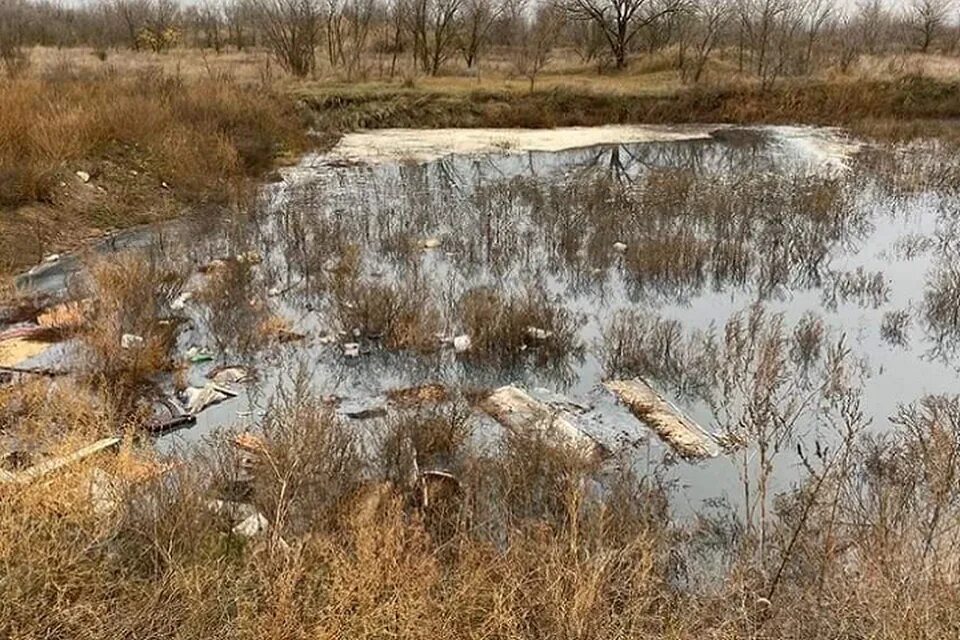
(526, 326), (553, 341)
(343, 342), (360, 358)
(184, 383), (234, 414)
(765, 126), (862, 171)
(326, 125), (724, 165)
(422, 238), (442, 249)
(44, 254), (61, 263)
(453, 335), (472, 352)
(75, 170), (90, 183)
(233, 512), (269, 537)
(170, 291), (193, 310)
(120, 333), (144, 349)
(613, 242), (628, 252)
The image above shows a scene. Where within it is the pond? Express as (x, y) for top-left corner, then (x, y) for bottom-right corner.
(16, 124), (960, 512)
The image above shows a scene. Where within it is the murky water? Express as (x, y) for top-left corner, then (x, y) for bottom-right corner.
(17, 125), (960, 511)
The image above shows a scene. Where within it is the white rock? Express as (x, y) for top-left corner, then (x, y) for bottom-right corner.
(75, 170), (91, 183)
(120, 333), (144, 349)
(453, 335), (472, 352)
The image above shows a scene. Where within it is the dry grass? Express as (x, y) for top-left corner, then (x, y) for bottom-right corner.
(0, 64), (307, 274)
(5, 371), (960, 639)
(77, 252), (186, 412)
(458, 284), (585, 366)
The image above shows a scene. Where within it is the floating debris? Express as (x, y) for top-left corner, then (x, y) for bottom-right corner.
(604, 378), (719, 460)
(343, 342), (360, 358)
(478, 385), (603, 458)
(525, 326), (553, 341)
(170, 291), (193, 311)
(184, 346), (214, 363)
(530, 387), (592, 414)
(387, 383), (449, 408)
(233, 512), (269, 537)
(422, 238), (442, 249)
(75, 170), (90, 183)
(120, 333), (144, 349)
(183, 383), (237, 415)
(453, 335), (472, 353)
(342, 406), (388, 420)
(208, 366), (252, 384)
(613, 242), (628, 252)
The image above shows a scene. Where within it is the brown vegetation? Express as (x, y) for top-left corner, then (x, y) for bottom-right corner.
(4, 371), (960, 638)
(0, 66), (307, 274)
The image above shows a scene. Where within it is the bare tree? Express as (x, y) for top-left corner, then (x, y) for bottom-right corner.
(910, 0), (951, 52)
(564, 0), (682, 69)
(681, 0), (730, 83)
(458, 0), (503, 68)
(407, 0), (462, 74)
(256, 0), (321, 76)
(0, 0), (30, 76)
(800, 0), (832, 74)
(138, 0), (180, 52)
(113, 0), (150, 49)
(198, 0), (225, 51)
(856, 0), (887, 55)
(515, 1), (561, 89)
(738, 0), (805, 89)
(224, 0), (252, 49)
(325, 0), (375, 77)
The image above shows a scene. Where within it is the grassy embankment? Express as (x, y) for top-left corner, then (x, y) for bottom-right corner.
(3, 50), (960, 277)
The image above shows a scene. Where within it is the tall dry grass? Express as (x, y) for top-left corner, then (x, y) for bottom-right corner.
(4, 367), (960, 638)
(0, 66), (307, 273)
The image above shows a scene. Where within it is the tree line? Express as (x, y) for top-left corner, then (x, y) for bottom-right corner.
(1, 0), (958, 85)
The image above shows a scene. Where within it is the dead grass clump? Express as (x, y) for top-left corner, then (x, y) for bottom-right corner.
(0, 376), (109, 445)
(333, 272), (444, 353)
(79, 251), (186, 409)
(881, 309), (912, 347)
(622, 231), (711, 300)
(245, 383), (366, 536)
(924, 251), (960, 358)
(601, 310), (710, 399)
(458, 285), (585, 365)
(379, 404), (473, 485)
(195, 258), (272, 356)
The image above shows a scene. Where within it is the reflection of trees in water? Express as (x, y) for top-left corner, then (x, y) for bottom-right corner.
(923, 234), (960, 364)
(251, 143), (875, 310)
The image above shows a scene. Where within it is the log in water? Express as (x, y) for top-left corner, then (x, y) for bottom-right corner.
(605, 379), (719, 460)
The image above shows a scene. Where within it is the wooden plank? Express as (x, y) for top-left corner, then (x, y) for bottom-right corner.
(605, 378), (719, 460)
(478, 385), (603, 458)
(0, 437), (122, 485)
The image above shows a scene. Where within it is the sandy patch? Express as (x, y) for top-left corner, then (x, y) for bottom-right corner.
(0, 338), (52, 367)
(324, 124), (724, 165)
